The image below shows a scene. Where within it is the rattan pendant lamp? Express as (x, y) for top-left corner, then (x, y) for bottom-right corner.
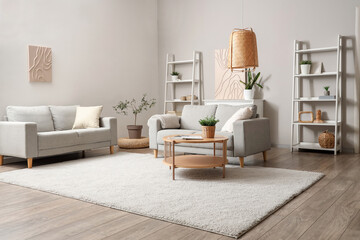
(228, 28), (259, 76)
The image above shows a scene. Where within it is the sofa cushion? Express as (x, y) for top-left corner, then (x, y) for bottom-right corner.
(76, 128), (111, 145)
(49, 105), (78, 131)
(38, 130), (78, 150)
(7, 106), (54, 132)
(157, 129), (233, 150)
(73, 106), (103, 129)
(215, 104), (257, 130)
(181, 105), (217, 130)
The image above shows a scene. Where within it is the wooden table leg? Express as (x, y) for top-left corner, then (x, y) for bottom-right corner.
(172, 141), (175, 180)
(222, 140), (227, 178)
(213, 143), (216, 156)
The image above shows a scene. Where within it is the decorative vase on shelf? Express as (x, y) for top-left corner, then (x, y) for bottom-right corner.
(244, 89), (254, 100)
(324, 90), (330, 96)
(171, 75), (178, 81)
(300, 61), (311, 74)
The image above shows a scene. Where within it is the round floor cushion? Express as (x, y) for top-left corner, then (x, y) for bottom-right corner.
(117, 137), (149, 149)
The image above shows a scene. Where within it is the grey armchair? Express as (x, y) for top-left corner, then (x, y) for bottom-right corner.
(148, 104), (271, 167)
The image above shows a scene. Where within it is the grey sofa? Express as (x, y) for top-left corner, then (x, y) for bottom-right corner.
(0, 106), (117, 168)
(149, 104), (271, 167)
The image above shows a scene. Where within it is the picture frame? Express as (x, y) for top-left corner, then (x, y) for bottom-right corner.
(298, 111), (314, 123)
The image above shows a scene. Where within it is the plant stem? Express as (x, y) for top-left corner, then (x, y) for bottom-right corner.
(134, 114), (137, 125)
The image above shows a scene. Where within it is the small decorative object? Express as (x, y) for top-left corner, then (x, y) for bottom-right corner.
(239, 71), (263, 100)
(300, 60), (312, 75)
(198, 116), (219, 138)
(180, 96), (187, 101)
(298, 111), (314, 123)
(318, 130), (335, 148)
(311, 62), (323, 74)
(28, 45), (52, 82)
(324, 86), (330, 96)
(170, 71), (180, 81)
(313, 110), (324, 123)
(113, 94), (156, 139)
(186, 95), (198, 101)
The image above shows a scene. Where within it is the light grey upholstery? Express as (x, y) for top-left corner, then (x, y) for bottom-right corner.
(215, 104), (257, 130)
(180, 105), (217, 130)
(49, 105), (78, 131)
(149, 104), (271, 161)
(0, 106), (118, 165)
(6, 106), (55, 132)
(233, 118), (271, 156)
(0, 122), (38, 158)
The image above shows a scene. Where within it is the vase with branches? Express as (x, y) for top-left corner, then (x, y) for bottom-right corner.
(113, 94), (156, 139)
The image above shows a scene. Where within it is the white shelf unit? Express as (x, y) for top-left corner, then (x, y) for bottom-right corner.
(164, 51), (202, 114)
(290, 35), (343, 155)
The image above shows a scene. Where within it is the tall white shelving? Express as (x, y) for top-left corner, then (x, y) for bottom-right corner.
(291, 35), (342, 155)
(163, 51), (202, 114)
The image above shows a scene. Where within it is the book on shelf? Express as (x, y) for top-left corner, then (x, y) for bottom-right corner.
(319, 95), (336, 99)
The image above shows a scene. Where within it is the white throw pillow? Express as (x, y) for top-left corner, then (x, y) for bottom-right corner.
(72, 106), (103, 129)
(221, 107), (253, 132)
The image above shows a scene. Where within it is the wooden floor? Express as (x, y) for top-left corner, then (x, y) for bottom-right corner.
(0, 147), (359, 240)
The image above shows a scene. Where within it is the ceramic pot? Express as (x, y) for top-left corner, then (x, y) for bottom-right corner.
(127, 125), (143, 139)
(171, 75), (178, 81)
(244, 89), (255, 100)
(300, 64), (311, 74)
(201, 126), (215, 138)
(324, 90), (330, 96)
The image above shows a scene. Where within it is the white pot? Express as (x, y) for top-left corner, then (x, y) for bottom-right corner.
(244, 89), (255, 100)
(171, 75), (178, 81)
(300, 64), (311, 74)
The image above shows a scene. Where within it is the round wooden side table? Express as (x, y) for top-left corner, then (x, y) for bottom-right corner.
(163, 134), (228, 180)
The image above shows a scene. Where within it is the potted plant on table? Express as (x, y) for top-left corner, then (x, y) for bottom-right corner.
(113, 94), (156, 139)
(300, 60), (312, 75)
(199, 116), (219, 138)
(240, 71), (263, 100)
(170, 71), (180, 81)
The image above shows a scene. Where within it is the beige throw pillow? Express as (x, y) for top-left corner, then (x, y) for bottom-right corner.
(221, 107), (253, 132)
(72, 106), (103, 129)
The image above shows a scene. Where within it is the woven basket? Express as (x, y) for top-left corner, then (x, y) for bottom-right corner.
(318, 130), (335, 148)
(228, 28), (258, 71)
(202, 126), (215, 138)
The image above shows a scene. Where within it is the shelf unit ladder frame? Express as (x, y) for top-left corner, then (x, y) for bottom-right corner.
(163, 51), (202, 114)
(290, 35), (342, 155)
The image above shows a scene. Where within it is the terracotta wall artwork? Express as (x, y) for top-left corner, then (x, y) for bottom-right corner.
(28, 45), (52, 82)
(214, 49), (245, 99)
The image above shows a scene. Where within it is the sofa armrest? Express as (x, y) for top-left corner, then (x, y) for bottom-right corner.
(233, 118), (271, 157)
(0, 122), (38, 158)
(100, 117), (117, 145)
(148, 117), (162, 149)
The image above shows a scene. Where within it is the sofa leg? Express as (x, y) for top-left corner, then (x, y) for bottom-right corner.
(110, 146), (114, 154)
(239, 157), (244, 168)
(82, 151), (85, 158)
(154, 149), (158, 158)
(263, 151), (267, 161)
(0, 155), (3, 166)
(27, 158), (33, 168)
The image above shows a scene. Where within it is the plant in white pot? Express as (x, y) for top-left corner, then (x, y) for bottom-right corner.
(300, 60), (312, 74)
(170, 71), (180, 81)
(240, 71), (263, 100)
(113, 94), (156, 139)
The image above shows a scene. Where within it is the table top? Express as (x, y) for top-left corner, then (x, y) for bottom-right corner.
(163, 134), (228, 144)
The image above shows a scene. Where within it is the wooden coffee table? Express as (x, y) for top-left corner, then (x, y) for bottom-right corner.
(163, 134), (228, 180)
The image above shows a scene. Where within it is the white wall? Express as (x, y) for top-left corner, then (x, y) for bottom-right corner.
(158, 0), (360, 152)
(0, 0), (159, 137)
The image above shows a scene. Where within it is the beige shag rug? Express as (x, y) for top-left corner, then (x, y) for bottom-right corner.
(0, 152), (323, 238)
